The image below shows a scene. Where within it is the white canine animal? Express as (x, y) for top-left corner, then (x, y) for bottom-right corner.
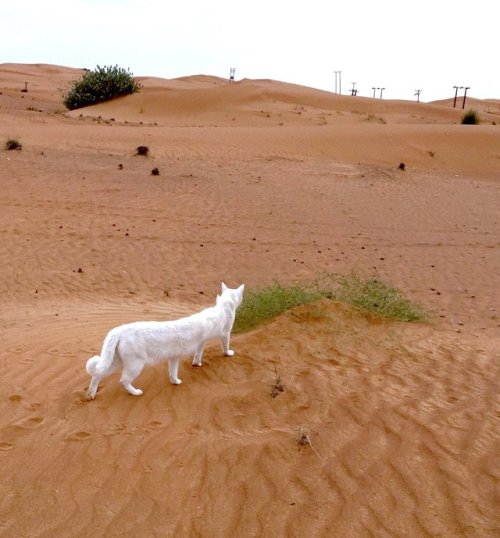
(86, 282), (244, 400)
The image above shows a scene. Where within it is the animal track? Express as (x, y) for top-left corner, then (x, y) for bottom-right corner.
(15, 416), (44, 429)
(65, 431), (92, 442)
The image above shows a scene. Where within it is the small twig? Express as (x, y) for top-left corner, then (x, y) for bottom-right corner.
(296, 427), (324, 460)
(270, 366), (285, 398)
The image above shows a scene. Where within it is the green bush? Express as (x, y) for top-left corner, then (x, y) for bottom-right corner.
(461, 110), (480, 125)
(63, 65), (141, 110)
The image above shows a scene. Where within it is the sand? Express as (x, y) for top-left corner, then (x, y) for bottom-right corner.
(0, 63), (499, 537)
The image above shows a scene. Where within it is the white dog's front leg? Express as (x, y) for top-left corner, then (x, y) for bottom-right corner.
(168, 357), (182, 385)
(220, 334), (234, 357)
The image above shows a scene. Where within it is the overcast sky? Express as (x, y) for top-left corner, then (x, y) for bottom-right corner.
(2, 0), (498, 102)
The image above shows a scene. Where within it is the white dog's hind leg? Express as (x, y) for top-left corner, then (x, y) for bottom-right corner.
(192, 343), (205, 367)
(86, 357), (119, 400)
(168, 357), (182, 385)
(120, 361), (144, 396)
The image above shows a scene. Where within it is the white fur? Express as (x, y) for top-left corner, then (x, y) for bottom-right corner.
(86, 282), (244, 400)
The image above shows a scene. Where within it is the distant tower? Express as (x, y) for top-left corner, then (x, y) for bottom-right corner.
(350, 82), (358, 96)
(379, 87), (385, 99)
(415, 89), (423, 103)
(229, 68), (236, 83)
(372, 87), (378, 98)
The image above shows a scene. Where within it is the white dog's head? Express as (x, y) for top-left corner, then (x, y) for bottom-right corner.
(220, 282), (245, 308)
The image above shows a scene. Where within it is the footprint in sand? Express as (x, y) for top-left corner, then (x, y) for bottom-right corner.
(15, 416), (44, 429)
(147, 420), (163, 429)
(8, 394), (23, 402)
(65, 431), (93, 442)
(0, 442), (14, 451)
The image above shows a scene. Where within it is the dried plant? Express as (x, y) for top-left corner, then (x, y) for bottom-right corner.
(270, 366), (285, 398)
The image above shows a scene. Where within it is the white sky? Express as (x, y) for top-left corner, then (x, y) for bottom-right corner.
(2, 0), (498, 102)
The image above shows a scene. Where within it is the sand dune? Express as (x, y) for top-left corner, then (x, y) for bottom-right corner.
(0, 63), (499, 536)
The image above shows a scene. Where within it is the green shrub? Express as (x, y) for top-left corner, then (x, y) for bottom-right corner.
(233, 273), (427, 333)
(63, 65), (141, 110)
(461, 110), (480, 125)
(233, 282), (323, 333)
(320, 273), (427, 322)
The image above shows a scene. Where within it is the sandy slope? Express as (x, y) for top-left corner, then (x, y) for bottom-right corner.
(0, 64), (499, 537)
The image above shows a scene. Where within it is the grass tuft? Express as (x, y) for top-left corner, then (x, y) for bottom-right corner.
(320, 273), (427, 322)
(232, 282), (323, 333)
(233, 273), (427, 333)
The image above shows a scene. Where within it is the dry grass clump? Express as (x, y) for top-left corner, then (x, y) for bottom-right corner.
(5, 138), (22, 151)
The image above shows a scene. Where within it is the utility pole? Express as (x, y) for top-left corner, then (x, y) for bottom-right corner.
(453, 85), (463, 108)
(229, 68), (236, 83)
(462, 86), (470, 109)
(414, 89), (423, 102)
(350, 82), (357, 96)
(372, 87), (377, 98)
(379, 87), (385, 99)
(334, 71), (342, 94)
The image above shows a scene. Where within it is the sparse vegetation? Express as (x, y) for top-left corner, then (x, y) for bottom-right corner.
(233, 273), (426, 333)
(461, 110), (480, 125)
(151, 167), (160, 176)
(318, 273), (427, 322)
(63, 65), (141, 110)
(5, 138), (22, 151)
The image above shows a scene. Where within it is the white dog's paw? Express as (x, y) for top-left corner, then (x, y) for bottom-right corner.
(131, 388), (143, 396)
(171, 378), (182, 385)
(225, 350), (235, 357)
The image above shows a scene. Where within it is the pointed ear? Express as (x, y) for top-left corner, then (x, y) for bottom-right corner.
(238, 284), (245, 293)
(221, 282), (228, 292)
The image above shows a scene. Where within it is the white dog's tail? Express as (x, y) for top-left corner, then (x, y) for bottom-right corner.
(86, 330), (120, 377)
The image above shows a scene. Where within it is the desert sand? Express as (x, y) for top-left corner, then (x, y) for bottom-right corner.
(0, 63), (499, 537)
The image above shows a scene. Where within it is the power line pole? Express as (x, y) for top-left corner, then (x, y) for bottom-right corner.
(462, 86), (470, 109)
(350, 82), (357, 96)
(414, 89), (423, 102)
(453, 85), (463, 108)
(334, 71), (342, 94)
(372, 87), (377, 98)
(379, 87), (385, 99)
